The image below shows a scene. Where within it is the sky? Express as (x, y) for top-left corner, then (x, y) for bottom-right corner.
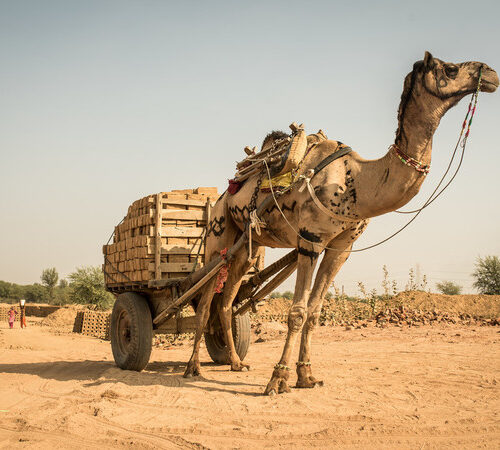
(0, 0), (499, 295)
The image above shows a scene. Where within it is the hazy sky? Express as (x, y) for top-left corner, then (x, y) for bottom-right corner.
(1, 0), (499, 295)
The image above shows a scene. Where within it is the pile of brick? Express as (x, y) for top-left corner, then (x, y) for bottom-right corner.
(73, 310), (111, 340)
(0, 305), (19, 321)
(374, 306), (500, 327)
(102, 188), (218, 288)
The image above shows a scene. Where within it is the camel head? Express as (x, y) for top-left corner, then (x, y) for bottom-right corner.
(396, 52), (498, 144)
(418, 51), (498, 98)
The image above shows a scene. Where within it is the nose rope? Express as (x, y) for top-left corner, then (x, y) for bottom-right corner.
(462, 65), (483, 144)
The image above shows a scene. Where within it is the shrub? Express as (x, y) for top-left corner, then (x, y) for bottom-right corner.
(68, 266), (115, 310)
(436, 280), (462, 295)
(281, 291), (294, 300)
(472, 255), (500, 295)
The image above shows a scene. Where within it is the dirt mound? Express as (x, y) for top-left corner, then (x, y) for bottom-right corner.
(257, 292), (500, 328)
(253, 297), (290, 320)
(394, 291), (500, 318)
(41, 307), (79, 331)
(252, 321), (287, 342)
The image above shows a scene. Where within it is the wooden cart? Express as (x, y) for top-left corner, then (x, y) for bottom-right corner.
(103, 188), (297, 371)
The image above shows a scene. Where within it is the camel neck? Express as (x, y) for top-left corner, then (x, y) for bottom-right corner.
(354, 92), (450, 218)
(395, 90), (446, 165)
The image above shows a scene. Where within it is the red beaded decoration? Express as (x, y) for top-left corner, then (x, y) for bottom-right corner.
(390, 145), (430, 175)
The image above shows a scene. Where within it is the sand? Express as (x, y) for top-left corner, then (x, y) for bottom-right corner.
(0, 318), (498, 449)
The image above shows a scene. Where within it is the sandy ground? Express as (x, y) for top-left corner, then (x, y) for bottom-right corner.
(0, 319), (498, 449)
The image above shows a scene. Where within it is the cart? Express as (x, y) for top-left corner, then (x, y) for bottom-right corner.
(103, 188), (297, 371)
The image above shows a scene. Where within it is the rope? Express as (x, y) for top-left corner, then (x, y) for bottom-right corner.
(249, 209), (266, 236)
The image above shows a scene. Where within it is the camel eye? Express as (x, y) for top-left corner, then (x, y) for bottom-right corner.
(444, 64), (459, 79)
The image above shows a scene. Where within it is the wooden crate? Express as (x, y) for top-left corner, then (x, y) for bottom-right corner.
(103, 187), (219, 288)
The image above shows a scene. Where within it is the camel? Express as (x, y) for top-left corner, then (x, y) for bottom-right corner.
(183, 52), (498, 395)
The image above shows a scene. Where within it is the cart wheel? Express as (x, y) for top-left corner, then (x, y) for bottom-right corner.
(111, 292), (152, 371)
(205, 312), (251, 364)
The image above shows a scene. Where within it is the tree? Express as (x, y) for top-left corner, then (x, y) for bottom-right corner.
(59, 279), (68, 289)
(282, 291), (294, 300)
(436, 280), (462, 295)
(23, 283), (48, 303)
(68, 266), (115, 310)
(472, 255), (500, 295)
(41, 268), (58, 299)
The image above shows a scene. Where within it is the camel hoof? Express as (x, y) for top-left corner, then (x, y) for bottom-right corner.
(183, 362), (201, 378)
(231, 362), (250, 372)
(267, 389), (276, 397)
(295, 377), (324, 389)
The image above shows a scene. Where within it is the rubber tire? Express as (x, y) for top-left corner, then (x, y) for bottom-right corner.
(204, 312), (251, 365)
(111, 292), (153, 371)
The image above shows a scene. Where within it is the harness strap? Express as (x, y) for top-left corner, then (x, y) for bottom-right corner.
(301, 145), (359, 222)
(311, 145), (352, 178)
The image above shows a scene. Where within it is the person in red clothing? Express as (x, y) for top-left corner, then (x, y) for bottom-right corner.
(19, 299), (27, 328)
(7, 306), (17, 329)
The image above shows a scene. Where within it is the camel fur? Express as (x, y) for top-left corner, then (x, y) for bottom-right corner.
(183, 52), (498, 395)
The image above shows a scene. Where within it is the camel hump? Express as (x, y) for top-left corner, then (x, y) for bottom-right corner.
(234, 125), (330, 182)
(306, 129), (328, 145)
(275, 125), (329, 176)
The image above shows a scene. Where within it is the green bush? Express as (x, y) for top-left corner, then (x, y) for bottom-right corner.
(68, 266), (115, 310)
(472, 255), (500, 295)
(436, 280), (462, 295)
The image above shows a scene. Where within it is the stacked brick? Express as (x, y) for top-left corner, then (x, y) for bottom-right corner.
(103, 187), (219, 288)
(81, 311), (111, 340)
(0, 305), (20, 322)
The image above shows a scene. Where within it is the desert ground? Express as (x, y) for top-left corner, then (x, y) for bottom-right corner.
(0, 311), (498, 449)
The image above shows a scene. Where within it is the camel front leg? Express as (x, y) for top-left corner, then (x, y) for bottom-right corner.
(264, 246), (319, 395)
(296, 244), (351, 388)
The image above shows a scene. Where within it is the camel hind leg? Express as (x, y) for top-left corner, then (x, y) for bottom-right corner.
(217, 243), (262, 371)
(183, 193), (238, 378)
(296, 224), (366, 388)
(295, 245), (351, 388)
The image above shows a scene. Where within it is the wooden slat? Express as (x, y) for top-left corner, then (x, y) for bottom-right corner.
(160, 198), (207, 207)
(161, 227), (204, 238)
(160, 243), (204, 255)
(161, 210), (205, 221)
(154, 193), (162, 280)
(149, 262), (197, 273)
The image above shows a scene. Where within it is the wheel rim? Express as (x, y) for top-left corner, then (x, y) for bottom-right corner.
(117, 310), (132, 354)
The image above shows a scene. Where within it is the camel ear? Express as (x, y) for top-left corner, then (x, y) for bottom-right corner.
(423, 51), (435, 69)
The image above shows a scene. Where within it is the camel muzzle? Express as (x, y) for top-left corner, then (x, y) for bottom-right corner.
(479, 67), (499, 93)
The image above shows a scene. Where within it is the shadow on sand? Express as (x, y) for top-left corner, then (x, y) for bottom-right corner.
(0, 359), (264, 396)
